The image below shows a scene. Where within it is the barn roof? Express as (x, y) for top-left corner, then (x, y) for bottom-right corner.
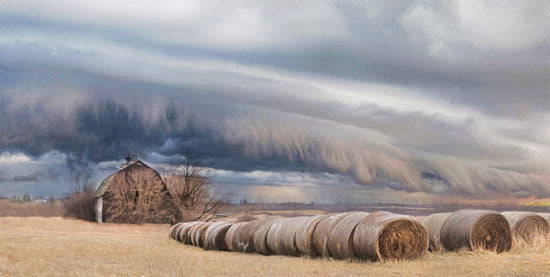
(94, 160), (161, 198)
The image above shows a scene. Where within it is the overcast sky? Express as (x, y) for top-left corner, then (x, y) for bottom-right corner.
(0, 0), (548, 203)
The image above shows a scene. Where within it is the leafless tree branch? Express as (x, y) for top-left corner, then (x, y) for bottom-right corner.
(163, 158), (224, 222)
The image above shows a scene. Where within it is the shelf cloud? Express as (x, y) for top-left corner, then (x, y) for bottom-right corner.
(0, 0), (548, 202)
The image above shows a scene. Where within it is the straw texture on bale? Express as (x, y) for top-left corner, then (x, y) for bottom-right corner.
(204, 221), (232, 251)
(194, 222), (213, 247)
(179, 222), (200, 243)
(224, 222), (246, 251)
(501, 211), (549, 243)
(275, 217), (312, 256)
(312, 213), (349, 257)
(353, 211), (428, 261)
(414, 216), (427, 222)
(440, 209), (511, 252)
(537, 213), (550, 222)
(266, 218), (292, 255)
(174, 223), (189, 242)
(169, 222), (185, 240)
(295, 215), (327, 257)
(231, 220), (265, 253)
(187, 222), (204, 246)
(420, 213), (452, 251)
(327, 212), (370, 259)
(253, 218), (281, 255)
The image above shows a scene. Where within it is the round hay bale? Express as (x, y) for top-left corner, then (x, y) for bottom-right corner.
(276, 216), (313, 256)
(194, 222), (213, 248)
(420, 213), (452, 251)
(295, 215), (327, 257)
(537, 213), (550, 222)
(232, 219), (266, 253)
(414, 216), (427, 222)
(501, 211), (549, 243)
(353, 211), (428, 261)
(253, 218), (281, 255)
(204, 221), (233, 251)
(266, 218), (292, 255)
(225, 222), (246, 251)
(440, 209), (511, 252)
(312, 213), (348, 257)
(327, 212), (370, 259)
(169, 222), (185, 240)
(174, 223), (189, 242)
(187, 222), (205, 246)
(178, 222), (200, 243)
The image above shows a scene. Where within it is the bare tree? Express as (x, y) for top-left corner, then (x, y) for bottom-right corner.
(65, 153), (92, 194)
(63, 153), (96, 221)
(103, 169), (176, 224)
(64, 186), (96, 221)
(164, 158), (224, 222)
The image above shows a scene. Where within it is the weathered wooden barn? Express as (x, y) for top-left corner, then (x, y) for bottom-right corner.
(94, 156), (179, 224)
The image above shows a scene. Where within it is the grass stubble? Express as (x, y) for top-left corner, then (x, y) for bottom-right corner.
(1, 217), (550, 276)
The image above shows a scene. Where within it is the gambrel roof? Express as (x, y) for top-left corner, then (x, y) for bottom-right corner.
(94, 160), (162, 198)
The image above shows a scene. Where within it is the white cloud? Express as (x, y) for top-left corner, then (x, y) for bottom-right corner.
(0, 152), (33, 164)
(457, 0), (550, 52)
(402, 0), (550, 54)
(0, 151), (67, 165)
(0, 0), (347, 49)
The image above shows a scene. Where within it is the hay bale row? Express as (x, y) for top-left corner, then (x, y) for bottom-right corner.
(501, 211), (549, 243)
(194, 222), (213, 248)
(353, 211), (428, 261)
(204, 221), (233, 251)
(294, 215), (326, 257)
(537, 213), (550, 222)
(187, 222), (204, 246)
(312, 213), (348, 257)
(233, 219), (266, 253)
(266, 218), (289, 255)
(168, 211), (429, 261)
(179, 222), (201, 243)
(442, 210), (511, 252)
(268, 217), (313, 256)
(169, 222), (185, 240)
(225, 222), (246, 251)
(421, 213), (452, 251)
(327, 212), (370, 259)
(170, 209), (546, 260)
(421, 209), (512, 253)
(253, 218), (280, 255)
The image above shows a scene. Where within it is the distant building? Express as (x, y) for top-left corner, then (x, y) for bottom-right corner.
(94, 155), (180, 224)
(33, 198), (48, 204)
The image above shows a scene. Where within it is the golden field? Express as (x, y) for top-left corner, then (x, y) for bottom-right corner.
(1, 216), (550, 276)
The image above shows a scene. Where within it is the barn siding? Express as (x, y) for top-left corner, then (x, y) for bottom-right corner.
(95, 160), (180, 224)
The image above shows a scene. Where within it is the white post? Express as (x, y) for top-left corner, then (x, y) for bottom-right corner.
(95, 197), (103, 223)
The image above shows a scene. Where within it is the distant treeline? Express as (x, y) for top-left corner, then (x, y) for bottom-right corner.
(221, 201), (550, 216)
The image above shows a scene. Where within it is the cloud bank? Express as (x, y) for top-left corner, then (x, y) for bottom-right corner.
(0, 0), (548, 202)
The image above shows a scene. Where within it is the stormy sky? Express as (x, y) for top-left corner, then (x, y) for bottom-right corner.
(0, 0), (548, 203)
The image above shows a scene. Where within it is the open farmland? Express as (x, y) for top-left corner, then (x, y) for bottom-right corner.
(1, 216), (550, 276)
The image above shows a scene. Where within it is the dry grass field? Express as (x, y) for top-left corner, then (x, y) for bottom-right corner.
(0, 199), (65, 217)
(1, 216), (550, 276)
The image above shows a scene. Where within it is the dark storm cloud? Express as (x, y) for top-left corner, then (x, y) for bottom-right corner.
(0, 169), (6, 182)
(2, 1), (547, 114)
(10, 173), (40, 182)
(0, 0), (548, 201)
(0, 65), (546, 198)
